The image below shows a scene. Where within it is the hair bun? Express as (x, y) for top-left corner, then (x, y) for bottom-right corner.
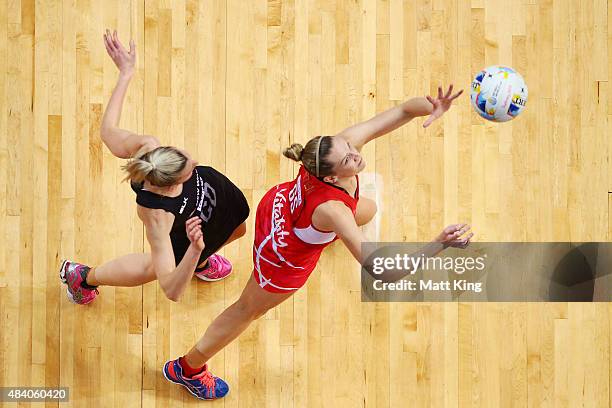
(282, 143), (304, 162)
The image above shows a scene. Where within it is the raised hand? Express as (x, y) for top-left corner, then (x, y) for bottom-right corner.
(103, 29), (136, 76)
(186, 216), (205, 252)
(422, 84), (463, 128)
(435, 224), (473, 249)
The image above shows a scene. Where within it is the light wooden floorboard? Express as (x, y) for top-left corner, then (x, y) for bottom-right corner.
(0, 0), (610, 406)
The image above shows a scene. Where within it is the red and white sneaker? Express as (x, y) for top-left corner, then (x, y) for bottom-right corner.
(59, 259), (99, 305)
(194, 254), (233, 282)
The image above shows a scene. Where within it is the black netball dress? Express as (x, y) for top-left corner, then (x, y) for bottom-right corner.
(131, 166), (249, 267)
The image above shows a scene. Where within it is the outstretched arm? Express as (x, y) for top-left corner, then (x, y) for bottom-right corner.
(336, 85), (463, 151)
(313, 201), (474, 282)
(101, 29), (159, 159)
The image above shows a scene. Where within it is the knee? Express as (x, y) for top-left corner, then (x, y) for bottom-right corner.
(252, 310), (267, 320)
(234, 297), (269, 321)
(236, 222), (247, 238)
(369, 200), (378, 220)
(357, 199), (377, 226)
(145, 259), (156, 280)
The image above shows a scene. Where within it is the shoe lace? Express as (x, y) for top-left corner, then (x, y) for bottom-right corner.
(193, 369), (216, 393)
(208, 256), (220, 272)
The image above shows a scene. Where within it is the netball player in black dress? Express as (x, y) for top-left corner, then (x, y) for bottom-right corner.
(59, 31), (248, 308)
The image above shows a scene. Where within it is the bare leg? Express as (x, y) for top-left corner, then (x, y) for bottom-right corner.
(88, 222), (247, 286)
(224, 222), (247, 246)
(184, 275), (294, 367)
(355, 197), (377, 226)
(86, 253), (155, 287)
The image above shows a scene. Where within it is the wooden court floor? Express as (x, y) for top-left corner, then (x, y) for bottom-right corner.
(0, 0), (611, 406)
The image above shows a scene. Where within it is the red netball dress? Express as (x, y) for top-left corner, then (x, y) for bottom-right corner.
(252, 165), (359, 292)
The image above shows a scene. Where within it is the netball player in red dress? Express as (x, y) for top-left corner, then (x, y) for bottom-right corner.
(164, 86), (473, 399)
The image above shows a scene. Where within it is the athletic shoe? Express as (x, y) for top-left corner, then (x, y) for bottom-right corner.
(194, 254), (233, 282)
(162, 359), (229, 400)
(59, 259), (99, 305)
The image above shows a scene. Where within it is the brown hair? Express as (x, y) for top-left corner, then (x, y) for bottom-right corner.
(282, 136), (334, 177)
(121, 146), (188, 187)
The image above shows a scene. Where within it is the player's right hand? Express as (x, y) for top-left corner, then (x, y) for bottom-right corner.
(103, 29), (136, 76)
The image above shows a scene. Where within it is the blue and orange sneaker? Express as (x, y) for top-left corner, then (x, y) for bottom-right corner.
(59, 259), (99, 305)
(162, 359), (229, 400)
(195, 254), (233, 282)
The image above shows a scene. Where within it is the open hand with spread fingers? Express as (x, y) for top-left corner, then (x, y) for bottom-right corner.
(435, 223), (474, 249)
(422, 84), (464, 128)
(186, 216), (205, 252)
(103, 29), (136, 77)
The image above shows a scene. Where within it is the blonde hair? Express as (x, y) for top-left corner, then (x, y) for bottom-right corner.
(283, 136), (334, 177)
(121, 146), (188, 187)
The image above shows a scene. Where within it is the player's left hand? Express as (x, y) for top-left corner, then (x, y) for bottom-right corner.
(435, 223), (473, 249)
(186, 216), (205, 252)
(423, 84), (463, 128)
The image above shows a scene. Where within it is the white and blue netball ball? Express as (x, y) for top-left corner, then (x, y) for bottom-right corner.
(470, 65), (528, 122)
